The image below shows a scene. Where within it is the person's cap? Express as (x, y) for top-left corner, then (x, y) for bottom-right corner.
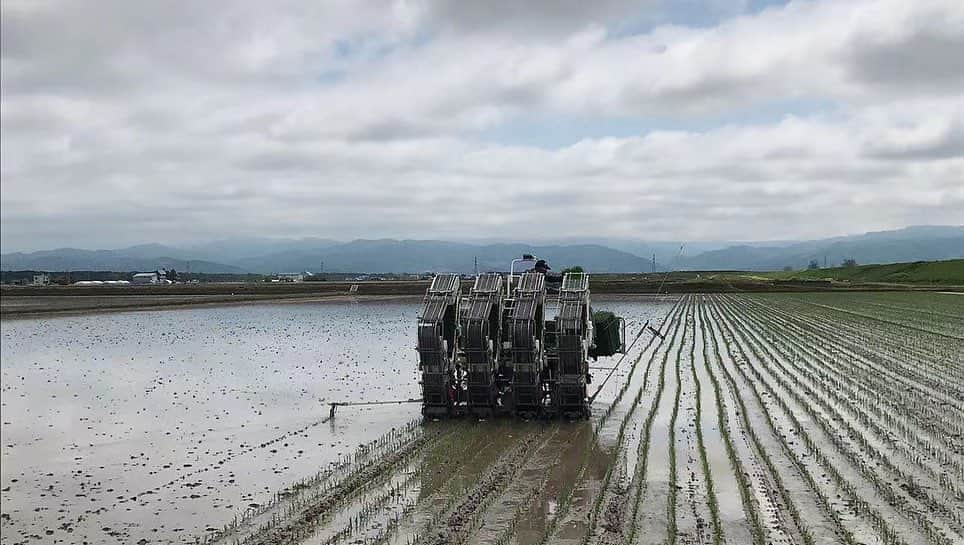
(535, 259), (550, 270)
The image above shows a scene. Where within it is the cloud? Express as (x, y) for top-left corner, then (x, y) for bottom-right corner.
(2, 0), (963, 251)
(413, 0), (654, 36)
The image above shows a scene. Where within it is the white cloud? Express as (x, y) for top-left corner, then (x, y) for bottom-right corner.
(1, 0), (962, 251)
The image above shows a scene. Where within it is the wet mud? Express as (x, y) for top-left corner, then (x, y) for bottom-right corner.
(4, 293), (961, 545)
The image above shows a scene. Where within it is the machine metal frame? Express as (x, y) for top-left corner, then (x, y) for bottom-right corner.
(417, 265), (626, 419)
(416, 273), (462, 417)
(461, 273), (504, 417)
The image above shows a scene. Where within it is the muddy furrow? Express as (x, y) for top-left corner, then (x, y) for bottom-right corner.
(297, 458), (421, 545)
(386, 301), (683, 545)
(786, 298), (964, 341)
(197, 294), (961, 545)
(689, 297), (753, 545)
(735, 296), (962, 442)
(810, 299), (964, 339)
(622, 297), (689, 544)
(860, 300), (964, 321)
(630, 297), (691, 545)
(675, 300), (716, 545)
(503, 300), (684, 545)
(591, 297), (685, 437)
(729, 296), (964, 526)
(710, 296), (873, 543)
(735, 296), (964, 493)
(298, 420), (516, 545)
(464, 424), (573, 545)
(709, 296), (863, 543)
(586, 300), (689, 545)
(383, 421), (533, 545)
(712, 296), (938, 545)
(743, 295), (964, 445)
(704, 305), (824, 545)
(204, 420), (423, 544)
(713, 296), (930, 544)
(741, 296), (964, 418)
(666, 299), (692, 545)
(507, 423), (594, 545)
(743, 296), (964, 419)
(696, 301), (764, 545)
(417, 426), (548, 545)
(220, 422), (451, 545)
(208, 301), (684, 545)
(378, 421), (534, 545)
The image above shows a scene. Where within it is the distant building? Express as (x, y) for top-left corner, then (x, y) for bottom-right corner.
(75, 280), (132, 286)
(132, 272), (160, 284)
(31, 273), (50, 286)
(275, 273), (306, 282)
(131, 269), (175, 284)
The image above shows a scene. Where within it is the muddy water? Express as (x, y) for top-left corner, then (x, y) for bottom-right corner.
(0, 297), (672, 545)
(1, 301), (421, 545)
(692, 301), (754, 545)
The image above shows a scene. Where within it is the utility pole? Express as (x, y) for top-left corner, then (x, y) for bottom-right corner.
(823, 255), (827, 268)
(474, 256), (478, 276)
(652, 253), (656, 273)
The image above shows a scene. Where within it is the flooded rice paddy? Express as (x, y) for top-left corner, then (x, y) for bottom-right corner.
(1, 300), (422, 543)
(3, 293), (962, 545)
(0, 297), (667, 544)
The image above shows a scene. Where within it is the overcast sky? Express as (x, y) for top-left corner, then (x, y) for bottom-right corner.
(2, 0), (962, 252)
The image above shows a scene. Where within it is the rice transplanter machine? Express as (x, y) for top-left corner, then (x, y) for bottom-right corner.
(416, 263), (625, 419)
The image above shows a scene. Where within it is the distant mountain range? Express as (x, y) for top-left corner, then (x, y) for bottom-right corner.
(2, 226), (962, 274)
(676, 225), (964, 271)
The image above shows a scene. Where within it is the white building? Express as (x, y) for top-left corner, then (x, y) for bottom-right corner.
(31, 273), (50, 285)
(73, 279), (131, 286)
(132, 272), (160, 284)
